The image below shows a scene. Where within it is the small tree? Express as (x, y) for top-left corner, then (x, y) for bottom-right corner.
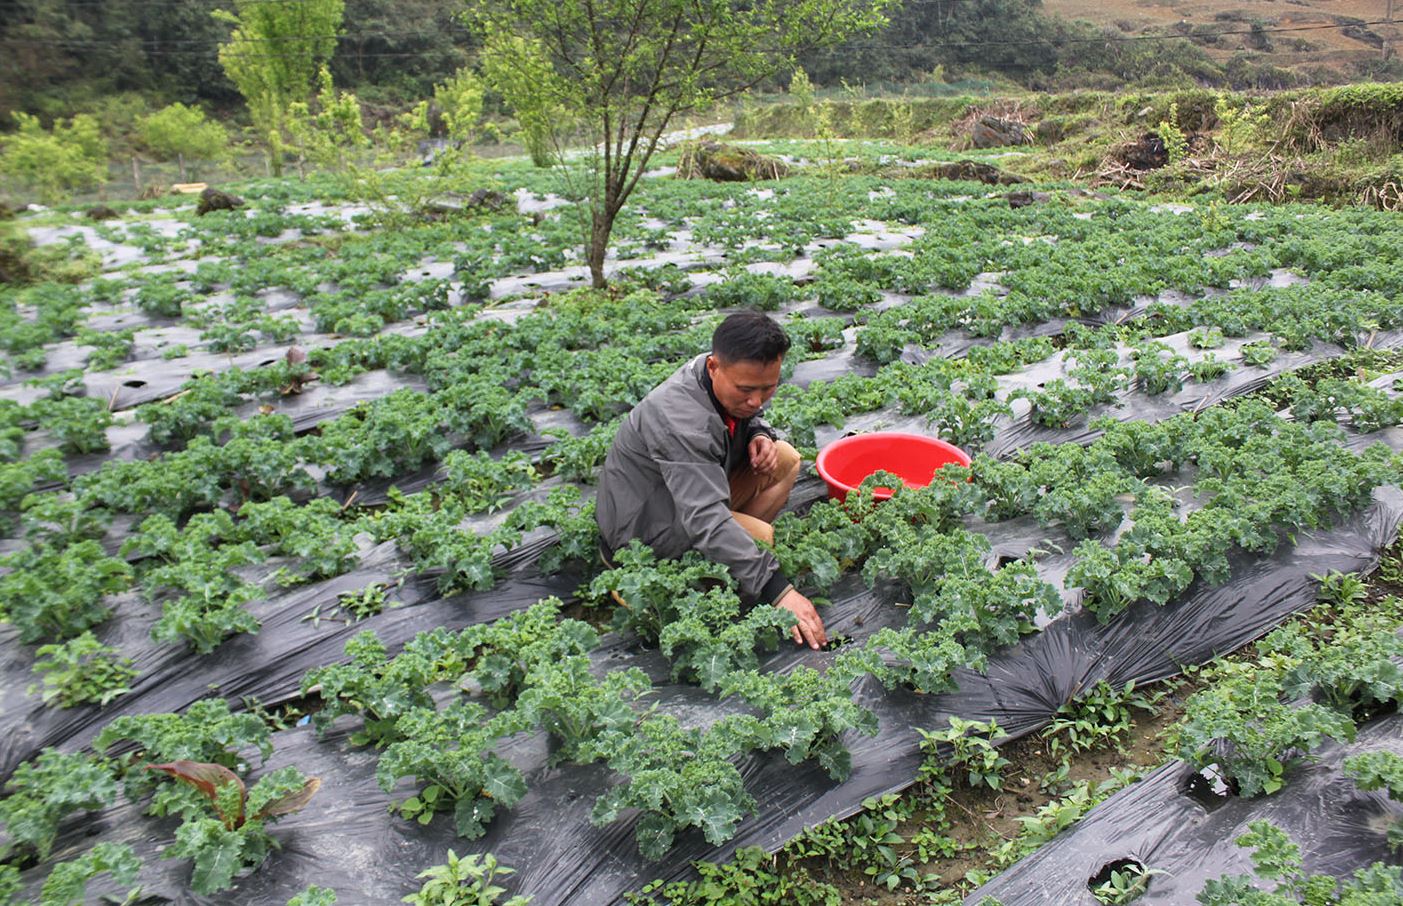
(1213, 94), (1269, 157)
(434, 67), (486, 144)
(789, 68), (817, 111)
(139, 103), (231, 182)
(0, 113), (108, 204)
(464, 0), (895, 289)
(479, 29), (566, 167)
(286, 66), (369, 175)
(1155, 101), (1189, 166)
(214, 0), (345, 176)
(352, 72), (489, 223)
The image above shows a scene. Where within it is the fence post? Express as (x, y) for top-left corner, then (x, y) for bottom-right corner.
(1384, 0), (1395, 60)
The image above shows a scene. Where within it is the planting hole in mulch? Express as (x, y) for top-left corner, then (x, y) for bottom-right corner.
(243, 691), (324, 730)
(1183, 764), (1236, 810)
(1088, 857), (1154, 903)
(823, 633), (854, 652)
(1350, 696), (1400, 726)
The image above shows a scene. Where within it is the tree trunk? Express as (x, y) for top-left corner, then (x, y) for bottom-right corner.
(177, 153), (187, 183)
(587, 230), (608, 289)
(587, 206), (616, 289)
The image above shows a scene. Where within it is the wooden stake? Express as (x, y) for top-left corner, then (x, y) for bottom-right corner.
(1387, 0), (1396, 60)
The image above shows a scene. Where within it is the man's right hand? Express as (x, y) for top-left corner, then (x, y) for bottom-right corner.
(776, 587), (827, 650)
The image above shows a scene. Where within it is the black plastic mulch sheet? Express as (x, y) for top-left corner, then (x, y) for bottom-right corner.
(795, 321), (1403, 459)
(966, 714), (1403, 905)
(980, 329), (1403, 459)
(9, 232), (1403, 901)
(16, 472), (1403, 903)
(0, 536), (579, 779)
(22, 370), (435, 486)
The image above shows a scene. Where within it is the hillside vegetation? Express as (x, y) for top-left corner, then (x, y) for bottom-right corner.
(736, 82), (1403, 208)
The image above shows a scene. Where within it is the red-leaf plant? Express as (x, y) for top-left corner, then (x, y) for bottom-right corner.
(143, 760), (323, 894)
(146, 760), (320, 831)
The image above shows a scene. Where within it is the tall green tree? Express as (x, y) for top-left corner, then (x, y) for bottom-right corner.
(333, 0), (473, 102)
(0, 0), (240, 121)
(134, 1), (242, 104)
(214, 0), (345, 175)
(464, 0), (895, 289)
(0, 0), (89, 118)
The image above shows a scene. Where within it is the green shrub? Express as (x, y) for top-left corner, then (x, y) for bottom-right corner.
(0, 113), (108, 204)
(140, 103), (231, 179)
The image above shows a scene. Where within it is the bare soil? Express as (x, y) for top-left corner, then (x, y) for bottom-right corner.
(818, 681), (1195, 904)
(1043, 0), (1401, 80)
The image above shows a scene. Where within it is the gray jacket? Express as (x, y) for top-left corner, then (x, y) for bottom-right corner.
(595, 354), (792, 606)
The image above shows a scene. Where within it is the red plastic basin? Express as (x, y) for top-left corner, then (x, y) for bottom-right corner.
(815, 432), (971, 502)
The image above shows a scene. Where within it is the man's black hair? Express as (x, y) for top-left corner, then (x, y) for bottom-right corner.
(711, 311), (791, 363)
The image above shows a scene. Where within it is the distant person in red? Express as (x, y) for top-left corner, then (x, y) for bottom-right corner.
(595, 311), (828, 649)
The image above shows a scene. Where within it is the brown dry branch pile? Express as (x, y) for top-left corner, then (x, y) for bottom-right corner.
(949, 99), (1038, 151)
(675, 141), (789, 181)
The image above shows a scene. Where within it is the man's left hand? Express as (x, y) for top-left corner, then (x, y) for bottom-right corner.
(749, 434), (778, 474)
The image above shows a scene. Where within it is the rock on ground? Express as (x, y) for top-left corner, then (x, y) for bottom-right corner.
(196, 187), (246, 216)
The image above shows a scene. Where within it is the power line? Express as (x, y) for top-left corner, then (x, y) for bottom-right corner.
(27, 13), (1401, 47)
(830, 17), (1397, 50)
(3, 0), (429, 6)
(0, 46), (453, 59)
(4, 28), (469, 48)
(0, 15), (1391, 59)
(0, 0), (976, 8)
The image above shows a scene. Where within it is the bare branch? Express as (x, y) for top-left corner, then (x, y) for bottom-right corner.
(613, 7), (687, 204)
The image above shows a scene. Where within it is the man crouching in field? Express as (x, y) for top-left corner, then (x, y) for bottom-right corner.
(595, 311), (828, 649)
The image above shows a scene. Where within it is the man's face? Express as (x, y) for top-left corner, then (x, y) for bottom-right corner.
(706, 354), (782, 420)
